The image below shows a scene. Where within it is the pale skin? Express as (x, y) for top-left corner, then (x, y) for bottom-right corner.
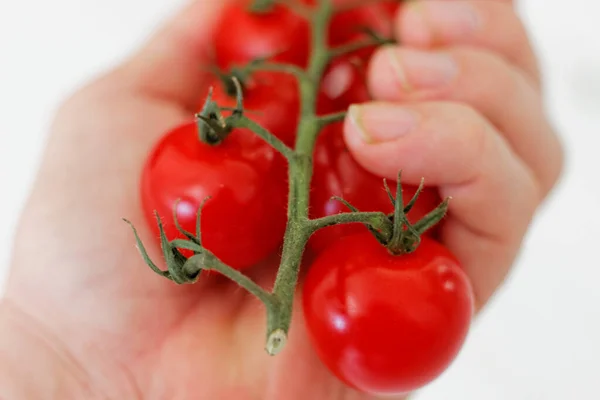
(0, 0), (563, 399)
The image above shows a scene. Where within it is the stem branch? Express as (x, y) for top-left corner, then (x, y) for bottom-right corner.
(329, 37), (391, 61)
(228, 115), (295, 159)
(264, 0), (335, 354)
(238, 61), (310, 83)
(310, 211), (392, 236)
(316, 111), (347, 128)
(183, 254), (274, 307)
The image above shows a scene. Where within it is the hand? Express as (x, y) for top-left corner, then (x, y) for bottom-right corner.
(0, 2), (562, 400)
(1, 1), (363, 399)
(344, 0), (564, 310)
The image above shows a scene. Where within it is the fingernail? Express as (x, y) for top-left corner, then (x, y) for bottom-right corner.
(407, 1), (481, 39)
(348, 104), (418, 143)
(387, 47), (458, 89)
(400, 1), (432, 44)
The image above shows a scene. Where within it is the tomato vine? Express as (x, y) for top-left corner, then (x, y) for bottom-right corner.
(125, 0), (451, 358)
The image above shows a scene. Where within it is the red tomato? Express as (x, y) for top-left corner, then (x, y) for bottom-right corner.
(140, 121), (288, 270)
(308, 123), (441, 254)
(302, 233), (474, 395)
(328, 3), (394, 56)
(213, 1), (310, 69)
(321, 55), (371, 110)
(200, 72), (302, 147)
(320, 3), (396, 109)
(381, 2), (401, 18)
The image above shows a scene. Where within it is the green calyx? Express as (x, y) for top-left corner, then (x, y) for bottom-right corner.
(330, 171), (450, 255)
(383, 172), (449, 255)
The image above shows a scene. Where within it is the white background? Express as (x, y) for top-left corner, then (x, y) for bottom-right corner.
(1, 1), (599, 399)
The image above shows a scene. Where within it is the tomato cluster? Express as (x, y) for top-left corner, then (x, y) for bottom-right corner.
(139, 0), (474, 396)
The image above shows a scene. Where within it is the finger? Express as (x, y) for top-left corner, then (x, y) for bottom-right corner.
(367, 45), (563, 195)
(395, 0), (540, 86)
(343, 101), (540, 308)
(119, 0), (231, 108)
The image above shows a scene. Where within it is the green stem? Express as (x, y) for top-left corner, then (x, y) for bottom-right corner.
(294, 0), (333, 154)
(266, 0), (334, 354)
(238, 62), (308, 82)
(183, 254), (274, 307)
(329, 37), (389, 61)
(316, 111), (347, 128)
(310, 211), (392, 236)
(228, 115), (294, 159)
(268, 155), (312, 355)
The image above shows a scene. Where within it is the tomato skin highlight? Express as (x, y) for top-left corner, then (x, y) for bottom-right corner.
(140, 122), (288, 270)
(308, 123), (441, 254)
(320, 2), (396, 108)
(321, 56), (371, 110)
(302, 233), (475, 395)
(214, 1), (310, 70)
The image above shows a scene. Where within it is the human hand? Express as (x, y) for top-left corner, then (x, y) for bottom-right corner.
(0, 1), (563, 400)
(344, 0), (563, 310)
(0, 1), (351, 399)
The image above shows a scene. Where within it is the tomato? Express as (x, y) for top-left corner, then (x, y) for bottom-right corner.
(302, 232), (474, 395)
(381, 2), (401, 18)
(320, 55), (371, 110)
(213, 0), (310, 70)
(308, 123), (441, 254)
(328, 3), (394, 56)
(140, 121), (288, 270)
(320, 3), (397, 109)
(200, 72), (302, 147)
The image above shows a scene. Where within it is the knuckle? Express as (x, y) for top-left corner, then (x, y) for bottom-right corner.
(443, 102), (490, 182)
(452, 46), (522, 99)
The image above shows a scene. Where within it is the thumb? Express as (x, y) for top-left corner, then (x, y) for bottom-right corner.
(121, 0), (231, 108)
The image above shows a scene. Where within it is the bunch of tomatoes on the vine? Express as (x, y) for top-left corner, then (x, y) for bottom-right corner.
(128, 0), (475, 396)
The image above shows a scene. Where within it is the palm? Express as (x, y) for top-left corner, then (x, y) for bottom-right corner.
(4, 64), (392, 399)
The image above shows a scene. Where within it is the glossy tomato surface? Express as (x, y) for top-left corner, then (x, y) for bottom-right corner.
(309, 123), (441, 254)
(328, 2), (394, 53)
(141, 122), (288, 270)
(214, 1), (310, 69)
(302, 233), (475, 395)
(381, 1), (401, 18)
(321, 56), (371, 111)
(321, 3), (396, 109)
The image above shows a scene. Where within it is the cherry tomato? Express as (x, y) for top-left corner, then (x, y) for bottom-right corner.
(308, 123), (441, 254)
(381, 2), (401, 18)
(328, 3), (394, 55)
(140, 121), (288, 270)
(200, 72), (302, 147)
(320, 3), (396, 109)
(214, 0), (310, 70)
(302, 232), (475, 395)
(320, 55), (371, 110)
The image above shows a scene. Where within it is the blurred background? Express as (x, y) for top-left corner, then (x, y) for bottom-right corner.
(0, 0), (599, 399)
